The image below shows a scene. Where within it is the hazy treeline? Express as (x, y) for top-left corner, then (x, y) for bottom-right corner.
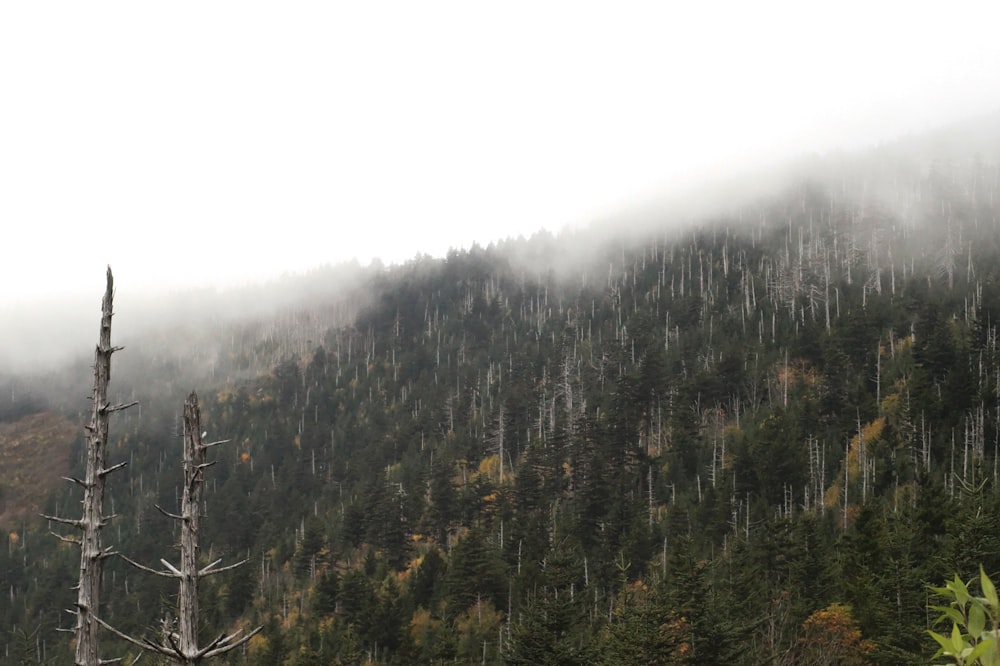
(3, 118), (1000, 663)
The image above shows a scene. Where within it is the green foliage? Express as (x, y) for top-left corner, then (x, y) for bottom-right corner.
(929, 567), (1000, 665)
(504, 590), (597, 666)
(312, 569), (339, 615)
(6, 625), (55, 665)
(444, 525), (507, 611)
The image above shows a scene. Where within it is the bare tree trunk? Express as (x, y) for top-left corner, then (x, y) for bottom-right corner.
(112, 392), (259, 664)
(77, 267), (120, 665)
(177, 393), (206, 659)
(44, 267), (135, 665)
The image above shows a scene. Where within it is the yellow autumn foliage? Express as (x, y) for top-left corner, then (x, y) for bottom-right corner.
(795, 603), (874, 664)
(824, 482), (843, 510)
(247, 632), (269, 656)
(410, 607), (444, 651)
(454, 599), (504, 660)
(477, 454), (501, 481)
(396, 553), (424, 584)
(775, 360), (820, 391)
(844, 417), (886, 474)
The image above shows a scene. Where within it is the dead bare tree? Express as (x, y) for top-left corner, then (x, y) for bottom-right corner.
(43, 267), (137, 665)
(108, 391), (260, 664)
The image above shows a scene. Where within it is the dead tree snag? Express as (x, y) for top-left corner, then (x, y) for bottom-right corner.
(44, 267), (136, 665)
(111, 392), (260, 664)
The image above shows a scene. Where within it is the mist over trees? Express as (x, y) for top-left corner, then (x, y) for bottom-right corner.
(3, 117), (1000, 663)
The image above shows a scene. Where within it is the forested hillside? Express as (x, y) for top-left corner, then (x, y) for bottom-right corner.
(3, 132), (1000, 663)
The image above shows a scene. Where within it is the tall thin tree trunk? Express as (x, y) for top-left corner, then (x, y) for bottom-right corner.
(77, 267), (118, 665)
(177, 393), (206, 660)
(45, 267), (135, 665)
(111, 392), (260, 663)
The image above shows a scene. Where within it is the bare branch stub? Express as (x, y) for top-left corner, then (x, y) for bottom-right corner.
(62, 475), (91, 488)
(199, 625), (264, 660)
(98, 461), (129, 477)
(118, 554), (175, 579)
(42, 513), (84, 529)
(199, 558), (248, 577)
(105, 401), (139, 414)
(51, 532), (83, 546)
(153, 504), (185, 521)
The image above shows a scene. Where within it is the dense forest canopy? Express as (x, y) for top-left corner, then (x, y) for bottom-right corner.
(3, 121), (1000, 663)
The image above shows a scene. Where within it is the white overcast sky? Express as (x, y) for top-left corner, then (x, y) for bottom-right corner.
(3, 1), (1000, 308)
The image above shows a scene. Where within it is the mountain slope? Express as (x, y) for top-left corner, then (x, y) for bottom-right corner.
(0, 412), (76, 527)
(3, 120), (1000, 663)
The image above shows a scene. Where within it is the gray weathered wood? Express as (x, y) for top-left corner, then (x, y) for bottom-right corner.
(43, 267), (134, 665)
(116, 392), (259, 664)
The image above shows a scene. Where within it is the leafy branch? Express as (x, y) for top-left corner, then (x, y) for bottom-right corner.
(929, 567), (1000, 665)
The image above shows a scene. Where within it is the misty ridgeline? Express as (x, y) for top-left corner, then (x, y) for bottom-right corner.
(4, 120), (1000, 663)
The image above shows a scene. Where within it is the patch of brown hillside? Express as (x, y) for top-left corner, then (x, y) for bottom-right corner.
(0, 412), (77, 527)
